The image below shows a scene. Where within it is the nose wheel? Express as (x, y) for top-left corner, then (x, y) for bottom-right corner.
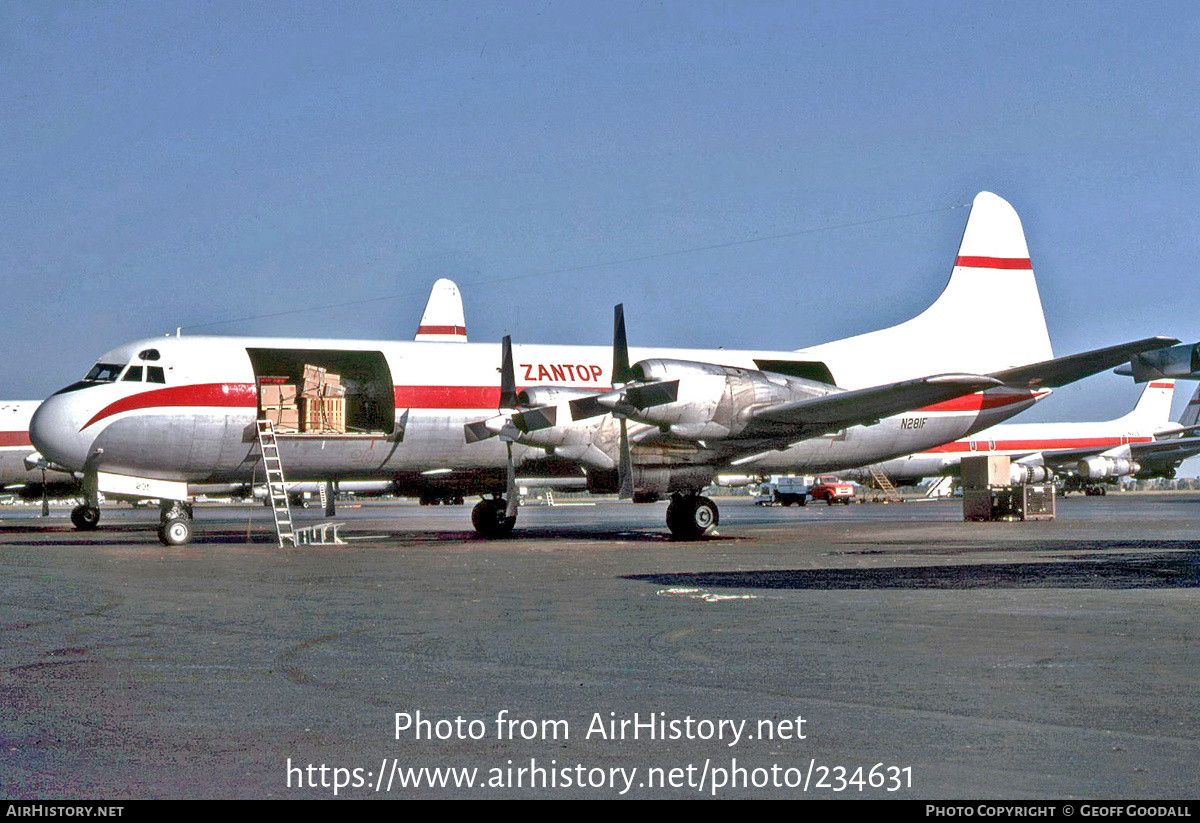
(70, 504), (101, 531)
(471, 497), (516, 539)
(157, 501), (195, 546)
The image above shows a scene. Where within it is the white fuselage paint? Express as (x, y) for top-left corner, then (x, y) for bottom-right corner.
(30, 334), (1042, 489)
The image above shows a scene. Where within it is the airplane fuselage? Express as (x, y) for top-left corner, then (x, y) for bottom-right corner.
(30, 334), (1044, 495)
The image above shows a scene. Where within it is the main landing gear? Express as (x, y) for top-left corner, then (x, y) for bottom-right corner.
(471, 496), (516, 539)
(666, 494), (719, 540)
(157, 501), (195, 546)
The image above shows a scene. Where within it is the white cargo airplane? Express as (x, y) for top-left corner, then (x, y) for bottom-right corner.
(29, 192), (1175, 544)
(842, 380), (1200, 492)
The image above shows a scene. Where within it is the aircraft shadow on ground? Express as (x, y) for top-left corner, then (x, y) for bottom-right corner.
(625, 551), (1200, 590)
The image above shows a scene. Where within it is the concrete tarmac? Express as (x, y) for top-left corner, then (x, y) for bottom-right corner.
(0, 494), (1197, 799)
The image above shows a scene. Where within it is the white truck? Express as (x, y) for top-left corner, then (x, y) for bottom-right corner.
(754, 476), (809, 506)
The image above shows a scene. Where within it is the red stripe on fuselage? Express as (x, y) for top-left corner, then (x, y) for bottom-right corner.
(916, 390), (1042, 414)
(394, 385), (500, 409)
(955, 256), (1033, 269)
(81, 382), (603, 428)
(0, 432), (32, 447)
(1148, 381), (1174, 389)
(927, 436), (1153, 454)
(416, 325), (467, 336)
(83, 383), (259, 429)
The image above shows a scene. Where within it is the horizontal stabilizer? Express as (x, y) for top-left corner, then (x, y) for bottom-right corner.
(1115, 342), (1200, 382)
(993, 337), (1179, 388)
(754, 374), (1002, 433)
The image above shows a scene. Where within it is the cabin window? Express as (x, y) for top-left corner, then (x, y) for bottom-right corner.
(122, 366), (144, 382)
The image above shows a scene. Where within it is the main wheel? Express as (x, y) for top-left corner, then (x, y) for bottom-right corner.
(70, 504), (100, 531)
(471, 498), (516, 539)
(158, 517), (193, 546)
(666, 495), (719, 540)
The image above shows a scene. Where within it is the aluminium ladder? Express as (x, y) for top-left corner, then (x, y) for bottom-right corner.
(256, 419), (297, 547)
(868, 464), (904, 504)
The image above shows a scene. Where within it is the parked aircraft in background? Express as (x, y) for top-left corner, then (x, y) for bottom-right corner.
(29, 192), (1174, 544)
(413, 278), (468, 342)
(842, 380), (1200, 493)
(0, 402), (76, 505)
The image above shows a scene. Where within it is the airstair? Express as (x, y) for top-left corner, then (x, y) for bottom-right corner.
(256, 419), (297, 547)
(924, 475), (957, 499)
(868, 464), (904, 503)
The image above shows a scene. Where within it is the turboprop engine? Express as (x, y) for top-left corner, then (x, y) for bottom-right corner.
(586, 358), (835, 441)
(1077, 455), (1140, 479)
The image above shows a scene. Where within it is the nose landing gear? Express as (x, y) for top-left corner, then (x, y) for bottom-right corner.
(158, 501), (195, 546)
(70, 504), (101, 531)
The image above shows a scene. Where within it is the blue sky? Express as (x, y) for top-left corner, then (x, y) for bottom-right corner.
(4, 1), (1199, 468)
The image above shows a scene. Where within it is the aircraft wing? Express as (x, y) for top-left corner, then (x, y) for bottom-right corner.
(1031, 436), (1200, 470)
(746, 373), (1003, 440)
(991, 336), (1179, 388)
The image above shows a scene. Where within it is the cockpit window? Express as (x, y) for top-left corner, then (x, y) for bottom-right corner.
(122, 366), (144, 382)
(138, 349), (161, 361)
(84, 363), (124, 383)
(146, 366), (166, 384)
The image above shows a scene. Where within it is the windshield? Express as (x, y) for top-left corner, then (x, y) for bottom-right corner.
(84, 363), (125, 383)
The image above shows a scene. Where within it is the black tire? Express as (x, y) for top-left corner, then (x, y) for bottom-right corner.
(666, 495), (719, 540)
(158, 517), (192, 546)
(471, 499), (516, 539)
(70, 504), (100, 531)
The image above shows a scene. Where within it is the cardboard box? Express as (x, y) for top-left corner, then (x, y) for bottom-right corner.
(260, 383), (298, 407)
(302, 364), (327, 396)
(264, 406), (300, 432)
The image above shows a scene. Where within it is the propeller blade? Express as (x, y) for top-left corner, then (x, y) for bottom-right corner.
(618, 418), (634, 499)
(512, 405), (558, 432)
(464, 420), (497, 443)
(505, 441), (519, 519)
(624, 379), (679, 410)
(499, 335), (518, 409)
(569, 394), (609, 421)
(612, 304), (634, 385)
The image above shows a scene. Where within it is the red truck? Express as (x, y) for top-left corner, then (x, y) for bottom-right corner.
(808, 475), (856, 505)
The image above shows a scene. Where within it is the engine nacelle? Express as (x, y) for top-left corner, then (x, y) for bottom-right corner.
(1010, 464), (1054, 484)
(1077, 456), (1140, 479)
(624, 359), (828, 440)
(512, 387), (609, 451)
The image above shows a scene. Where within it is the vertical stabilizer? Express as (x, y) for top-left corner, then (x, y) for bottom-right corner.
(807, 192), (1054, 387)
(1179, 383), (1200, 428)
(1117, 379), (1175, 427)
(414, 278), (468, 342)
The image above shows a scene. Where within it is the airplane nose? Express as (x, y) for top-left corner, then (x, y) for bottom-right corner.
(29, 391), (93, 472)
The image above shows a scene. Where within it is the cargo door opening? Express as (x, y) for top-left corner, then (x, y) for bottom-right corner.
(246, 348), (395, 435)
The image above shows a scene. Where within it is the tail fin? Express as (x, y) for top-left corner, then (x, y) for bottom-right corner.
(1179, 383), (1200, 428)
(807, 192), (1054, 386)
(1117, 379), (1175, 427)
(414, 278), (468, 342)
